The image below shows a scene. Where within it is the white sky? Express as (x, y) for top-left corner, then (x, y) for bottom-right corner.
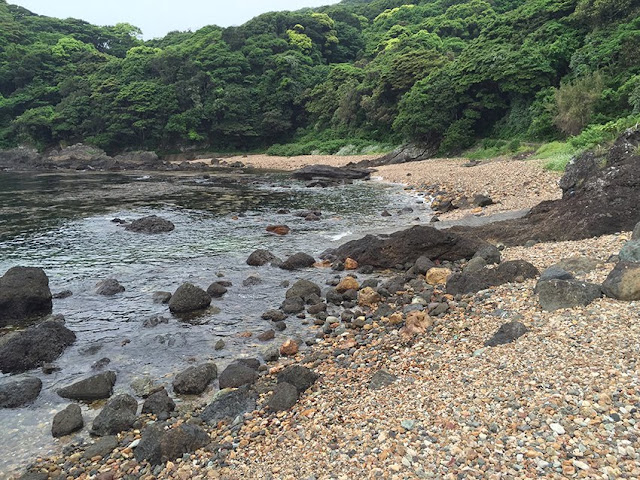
(9, 1), (341, 39)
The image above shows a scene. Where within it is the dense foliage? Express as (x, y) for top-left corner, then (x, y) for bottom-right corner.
(1, 0), (639, 154)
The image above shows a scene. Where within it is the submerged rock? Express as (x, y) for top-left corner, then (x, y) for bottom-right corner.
(95, 279), (125, 296)
(0, 377), (42, 408)
(280, 252), (315, 270)
(0, 266), (52, 326)
(246, 249), (281, 266)
(125, 215), (175, 234)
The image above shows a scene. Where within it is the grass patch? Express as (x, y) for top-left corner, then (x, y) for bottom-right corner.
(464, 138), (531, 160)
(266, 139), (395, 157)
(530, 141), (577, 171)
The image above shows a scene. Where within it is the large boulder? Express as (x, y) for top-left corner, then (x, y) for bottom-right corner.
(0, 146), (43, 169)
(45, 144), (110, 168)
(268, 382), (299, 411)
(446, 260), (539, 295)
(95, 279), (125, 296)
(218, 363), (257, 390)
(536, 279), (602, 311)
(356, 143), (437, 168)
(57, 371), (117, 401)
(134, 423), (210, 466)
(172, 363), (217, 395)
(0, 266), (52, 326)
(125, 215), (175, 234)
(200, 385), (258, 425)
(328, 226), (489, 269)
(0, 377), (42, 408)
(246, 249), (281, 266)
(602, 262), (640, 301)
(280, 252), (315, 271)
(0, 317), (76, 374)
(91, 394), (138, 436)
(52, 404), (84, 437)
(292, 164), (371, 181)
(168, 283), (211, 314)
(142, 388), (175, 419)
(276, 365), (318, 393)
(285, 280), (321, 301)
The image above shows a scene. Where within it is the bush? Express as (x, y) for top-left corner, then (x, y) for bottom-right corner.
(569, 114), (640, 150)
(553, 72), (605, 136)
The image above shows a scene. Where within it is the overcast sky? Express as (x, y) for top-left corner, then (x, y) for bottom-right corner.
(9, 1), (341, 39)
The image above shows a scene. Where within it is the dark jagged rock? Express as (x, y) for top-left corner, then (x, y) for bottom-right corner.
(539, 266), (574, 282)
(52, 404), (83, 437)
(142, 315), (169, 328)
(218, 363), (257, 389)
(91, 394), (138, 436)
(536, 279), (602, 311)
(280, 252), (316, 270)
(200, 385), (258, 424)
(328, 226), (488, 269)
(142, 388), (176, 420)
(172, 363), (217, 395)
(292, 164), (371, 181)
(356, 143), (437, 168)
(152, 291), (172, 304)
(485, 321), (529, 347)
(414, 256), (436, 275)
(0, 377), (42, 408)
(206, 282), (228, 298)
(285, 279), (321, 301)
(262, 309), (287, 322)
(134, 423), (209, 466)
(473, 245), (502, 264)
(602, 262), (640, 301)
(473, 194), (494, 207)
(0, 317), (76, 374)
(57, 371), (117, 401)
(82, 436), (118, 459)
(124, 215), (175, 234)
(446, 260), (539, 295)
(268, 382), (299, 411)
(168, 283), (211, 314)
(0, 266), (52, 325)
(95, 279), (125, 296)
(246, 249), (281, 266)
(277, 365), (319, 393)
(281, 297), (305, 314)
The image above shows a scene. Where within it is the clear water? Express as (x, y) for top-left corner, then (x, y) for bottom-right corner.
(0, 170), (429, 477)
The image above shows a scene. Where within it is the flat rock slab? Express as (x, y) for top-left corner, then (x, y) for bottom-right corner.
(485, 321), (529, 347)
(57, 371), (116, 401)
(200, 386), (257, 425)
(537, 279), (602, 311)
(292, 164), (371, 181)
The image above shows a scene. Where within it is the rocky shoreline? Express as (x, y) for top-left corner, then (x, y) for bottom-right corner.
(4, 130), (640, 479)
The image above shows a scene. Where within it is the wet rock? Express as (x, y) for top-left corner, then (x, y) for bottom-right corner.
(602, 262), (640, 301)
(52, 404), (83, 437)
(262, 345), (280, 362)
(381, 210), (392, 217)
(446, 260), (539, 295)
(242, 274), (262, 287)
(426, 267), (452, 285)
(280, 252), (315, 270)
(173, 363), (217, 395)
(235, 358), (260, 371)
(124, 215), (175, 234)
(539, 266), (574, 282)
(214, 340), (225, 350)
(95, 279), (125, 296)
(142, 315), (168, 328)
(53, 290), (73, 300)
(330, 226), (488, 269)
(266, 225), (290, 236)
(280, 339), (299, 356)
(262, 310), (286, 322)
(142, 388), (175, 419)
(246, 249), (281, 266)
(537, 279), (602, 311)
(206, 282), (228, 298)
(0, 266), (52, 325)
(281, 297), (305, 314)
(286, 279), (321, 301)
(218, 363), (257, 389)
(91, 357), (111, 370)
(292, 164), (371, 181)
(277, 365), (319, 393)
(201, 385), (258, 424)
(0, 317), (76, 374)
(325, 288), (343, 305)
(268, 382), (299, 411)
(485, 321), (529, 347)
(152, 291), (172, 304)
(0, 377), (42, 408)
(344, 258), (359, 270)
(168, 283), (211, 314)
(273, 321), (287, 331)
(134, 423), (209, 466)
(57, 371), (117, 401)
(473, 245), (501, 264)
(369, 370), (398, 390)
(258, 330), (275, 341)
(91, 394), (138, 436)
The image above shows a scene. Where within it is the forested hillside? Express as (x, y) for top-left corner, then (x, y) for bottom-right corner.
(0, 0), (639, 155)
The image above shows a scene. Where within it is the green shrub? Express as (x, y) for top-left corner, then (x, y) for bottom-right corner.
(553, 72), (605, 136)
(569, 114), (640, 150)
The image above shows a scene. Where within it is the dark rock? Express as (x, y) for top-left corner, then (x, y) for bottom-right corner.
(286, 279), (321, 301)
(357, 143), (436, 168)
(602, 262), (640, 301)
(135, 423), (209, 465)
(277, 365), (319, 393)
(142, 315), (169, 328)
(473, 245), (501, 264)
(0, 318), (76, 374)
(381, 210), (392, 217)
(91, 357), (111, 370)
(152, 291), (172, 304)
(91, 394), (138, 436)
(214, 340), (225, 350)
(473, 194), (494, 207)
(0, 266), (52, 325)
(369, 370), (398, 390)
(307, 302), (327, 315)
(53, 290), (73, 299)
(242, 274), (262, 287)
(537, 279), (602, 311)
(446, 260), (539, 295)
(200, 385), (257, 424)
(0, 377), (42, 408)
(554, 256), (600, 274)
(42, 363), (60, 374)
(280, 252), (315, 270)
(262, 309), (286, 322)
(268, 382), (299, 411)
(262, 346), (280, 362)
(168, 283), (211, 314)
(619, 240), (640, 263)
(234, 358), (261, 371)
(52, 404), (83, 437)
(82, 436), (118, 460)
(142, 388), (175, 419)
(325, 288), (343, 305)
(258, 330), (275, 341)
(414, 256), (436, 275)
(281, 297), (305, 314)
(95, 279), (125, 296)
(246, 249), (281, 266)
(173, 363), (217, 395)
(274, 321), (287, 331)
(124, 215), (175, 234)
(464, 256), (487, 273)
(292, 164), (371, 181)
(206, 282), (228, 298)
(218, 363), (257, 389)
(57, 371), (117, 401)
(539, 266), (575, 282)
(330, 226), (488, 269)
(485, 321), (529, 347)
(17, 473), (49, 480)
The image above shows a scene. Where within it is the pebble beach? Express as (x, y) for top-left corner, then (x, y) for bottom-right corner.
(14, 154), (640, 480)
